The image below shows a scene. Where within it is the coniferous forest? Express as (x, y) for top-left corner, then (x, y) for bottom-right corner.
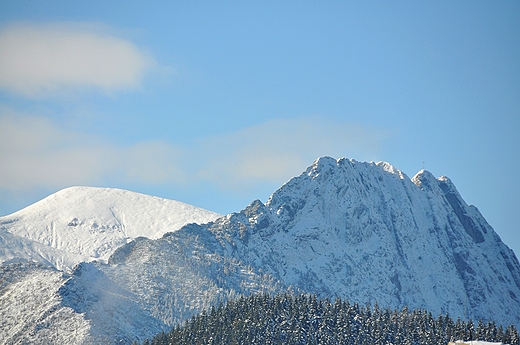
(140, 293), (520, 345)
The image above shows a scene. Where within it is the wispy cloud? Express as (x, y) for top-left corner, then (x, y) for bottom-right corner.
(195, 117), (387, 191)
(0, 22), (158, 98)
(0, 112), (185, 191)
(0, 112), (387, 196)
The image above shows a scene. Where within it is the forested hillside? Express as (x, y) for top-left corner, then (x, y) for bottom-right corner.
(142, 293), (519, 345)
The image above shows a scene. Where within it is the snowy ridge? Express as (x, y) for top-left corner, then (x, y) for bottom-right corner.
(0, 186), (221, 270)
(1, 157), (519, 344)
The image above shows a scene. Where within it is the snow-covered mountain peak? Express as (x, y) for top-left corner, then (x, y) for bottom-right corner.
(305, 156), (408, 185)
(312, 155), (338, 166)
(411, 169), (439, 189)
(306, 156), (338, 178)
(410, 170), (490, 244)
(374, 160), (406, 178)
(411, 169), (461, 194)
(0, 186), (221, 270)
(268, 157), (407, 209)
(210, 157), (520, 327)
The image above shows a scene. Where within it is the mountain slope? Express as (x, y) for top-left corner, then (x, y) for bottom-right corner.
(1, 231), (288, 344)
(207, 157), (520, 325)
(0, 228), (89, 271)
(0, 260), (163, 344)
(0, 261), (91, 344)
(0, 186), (221, 270)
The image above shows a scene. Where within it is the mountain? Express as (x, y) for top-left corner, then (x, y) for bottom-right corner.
(183, 157), (519, 327)
(209, 157), (520, 323)
(1, 157), (519, 344)
(0, 186), (221, 270)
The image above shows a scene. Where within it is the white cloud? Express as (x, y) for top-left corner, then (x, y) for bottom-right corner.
(0, 113), (387, 196)
(0, 112), (185, 191)
(0, 23), (157, 98)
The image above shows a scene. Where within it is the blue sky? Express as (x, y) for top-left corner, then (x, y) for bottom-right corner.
(0, 1), (519, 255)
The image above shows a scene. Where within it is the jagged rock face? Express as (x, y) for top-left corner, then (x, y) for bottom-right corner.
(205, 157), (520, 326)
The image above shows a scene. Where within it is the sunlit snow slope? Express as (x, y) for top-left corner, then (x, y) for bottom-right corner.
(0, 229), (89, 271)
(0, 186), (221, 270)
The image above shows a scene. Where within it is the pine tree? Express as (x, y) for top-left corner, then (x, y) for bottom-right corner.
(141, 292), (520, 345)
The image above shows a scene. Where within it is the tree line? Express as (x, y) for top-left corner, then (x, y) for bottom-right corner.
(139, 293), (519, 345)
